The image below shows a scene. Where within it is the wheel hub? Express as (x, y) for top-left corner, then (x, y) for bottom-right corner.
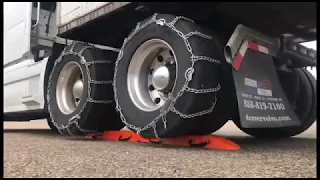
(127, 39), (177, 112)
(73, 79), (83, 100)
(152, 66), (171, 91)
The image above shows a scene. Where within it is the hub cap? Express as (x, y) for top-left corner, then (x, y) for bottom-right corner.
(152, 66), (170, 91)
(127, 39), (177, 112)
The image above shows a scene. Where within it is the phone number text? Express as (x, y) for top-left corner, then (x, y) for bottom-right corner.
(243, 100), (286, 111)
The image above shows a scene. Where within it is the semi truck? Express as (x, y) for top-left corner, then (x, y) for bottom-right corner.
(4, 2), (317, 139)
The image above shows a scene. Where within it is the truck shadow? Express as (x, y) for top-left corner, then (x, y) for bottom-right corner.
(4, 129), (54, 135)
(3, 129), (316, 151)
(3, 129), (81, 140)
(226, 135), (316, 151)
(140, 135), (316, 152)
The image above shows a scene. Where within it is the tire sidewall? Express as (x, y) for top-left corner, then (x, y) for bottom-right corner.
(115, 14), (221, 137)
(116, 18), (192, 129)
(47, 55), (89, 127)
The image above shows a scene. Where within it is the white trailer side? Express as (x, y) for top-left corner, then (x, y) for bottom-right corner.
(56, 2), (131, 35)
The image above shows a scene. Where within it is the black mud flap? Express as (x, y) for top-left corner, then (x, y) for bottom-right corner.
(232, 49), (301, 128)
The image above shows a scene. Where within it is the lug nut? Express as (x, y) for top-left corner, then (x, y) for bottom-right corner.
(157, 55), (164, 62)
(149, 85), (155, 91)
(165, 59), (175, 66)
(155, 98), (161, 104)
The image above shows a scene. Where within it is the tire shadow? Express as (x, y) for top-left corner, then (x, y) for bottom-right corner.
(3, 129), (100, 141)
(139, 135), (316, 151)
(4, 129), (62, 139)
(226, 136), (316, 151)
(4, 129), (55, 135)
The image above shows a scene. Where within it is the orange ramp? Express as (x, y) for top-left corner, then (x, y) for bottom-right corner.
(86, 130), (240, 151)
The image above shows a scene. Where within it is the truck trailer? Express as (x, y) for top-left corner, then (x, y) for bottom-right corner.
(4, 2), (317, 139)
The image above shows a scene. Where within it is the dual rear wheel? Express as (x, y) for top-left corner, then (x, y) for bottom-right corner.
(113, 14), (236, 138)
(45, 14), (316, 139)
(233, 68), (317, 138)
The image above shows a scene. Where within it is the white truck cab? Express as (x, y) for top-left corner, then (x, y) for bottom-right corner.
(4, 2), (60, 113)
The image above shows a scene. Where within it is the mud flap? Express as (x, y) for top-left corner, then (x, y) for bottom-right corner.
(232, 48), (301, 128)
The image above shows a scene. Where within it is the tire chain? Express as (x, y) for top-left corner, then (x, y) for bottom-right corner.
(47, 41), (114, 135)
(113, 14), (221, 138)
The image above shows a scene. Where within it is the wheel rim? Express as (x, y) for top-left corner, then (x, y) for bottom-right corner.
(127, 39), (177, 112)
(56, 61), (84, 114)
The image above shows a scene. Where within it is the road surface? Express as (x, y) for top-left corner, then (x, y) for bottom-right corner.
(4, 120), (316, 178)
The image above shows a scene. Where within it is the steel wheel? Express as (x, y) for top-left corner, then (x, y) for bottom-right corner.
(114, 14), (224, 138)
(46, 41), (124, 136)
(56, 61), (84, 115)
(127, 39), (177, 112)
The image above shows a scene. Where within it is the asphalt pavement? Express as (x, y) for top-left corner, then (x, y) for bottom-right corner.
(4, 120), (317, 178)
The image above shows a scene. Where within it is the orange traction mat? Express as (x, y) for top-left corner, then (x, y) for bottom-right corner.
(85, 130), (241, 151)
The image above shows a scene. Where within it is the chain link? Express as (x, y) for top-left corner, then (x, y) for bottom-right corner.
(86, 60), (113, 65)
(66, 127), (74, 135)
(88, 98), (113, 104)
(47, 41), (114, 135)
(191, 55), (220, 64)
(184, 31), (212, 40)
(185, 83), (221, 94)
(70, 42), (77, 52)
(113, 14), (221, 138)
(89, 79), (113, 84)
(162, 116), (167, 129)
(170, 96), (217, 119)
(152, 124), (159, 139)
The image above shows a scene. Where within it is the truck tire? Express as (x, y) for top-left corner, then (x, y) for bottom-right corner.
(44, 43), (65, 134)
(46, 41), (124, 135)
(113, 14), (227, 138)
(233, 68), (316, 138)
(46, 112), (59, 133)
(187, 38), (238, 135)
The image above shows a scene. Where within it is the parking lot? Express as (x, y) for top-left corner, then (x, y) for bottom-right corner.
(4, 120), (316, 178)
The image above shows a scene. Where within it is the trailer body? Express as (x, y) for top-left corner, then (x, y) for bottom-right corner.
(56, 2), (316, 47)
